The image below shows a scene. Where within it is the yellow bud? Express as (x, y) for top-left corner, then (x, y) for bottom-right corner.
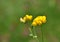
(38, 21), (42, 25)
(35, 20), (39, 24)
(42, 16), (46, 23)
(26, 15), (32, 20)
(20, 18), (25, 23)
(28, 15), (32, 20)
(32, 22), (37, 26)
(23, 17), (26, 20)
(37, 16), (43, 21)
(33, 18), (39, 22)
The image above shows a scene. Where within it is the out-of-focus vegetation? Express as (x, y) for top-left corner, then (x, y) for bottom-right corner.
(0, 0), (60, 42)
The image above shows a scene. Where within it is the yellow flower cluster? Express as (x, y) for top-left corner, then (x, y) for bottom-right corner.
(32, 16), (46, 26)
(20, 15), (32, 23)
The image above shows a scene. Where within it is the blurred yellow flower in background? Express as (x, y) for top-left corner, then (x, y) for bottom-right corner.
(32, 16), (46, 26)
(20, 14), (32, 23)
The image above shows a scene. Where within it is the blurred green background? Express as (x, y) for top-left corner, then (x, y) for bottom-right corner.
(0, 0), (60, 42)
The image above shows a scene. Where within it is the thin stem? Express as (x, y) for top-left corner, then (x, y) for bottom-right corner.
(33, 27), (36, 36)
(25, 23), (33, 36)
(28, 27), (33, 36)
(41, 27), (44, 42)
(25, 23), (39, 42)
(33, 26), (39, 42)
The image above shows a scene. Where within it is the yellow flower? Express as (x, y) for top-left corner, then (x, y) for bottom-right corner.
(20, 14), (32, 23)
(32, 16), (46, 26)
(36, 16), (46, 23)
(26, 15), (32, 20)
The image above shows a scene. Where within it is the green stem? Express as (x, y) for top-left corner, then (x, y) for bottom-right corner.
(28, 27), (33, 36)
(41, 27), (44, 42)
(33, 26), (39, 42)
(25, 23), (33, 36)
(33, 27), (36, 36)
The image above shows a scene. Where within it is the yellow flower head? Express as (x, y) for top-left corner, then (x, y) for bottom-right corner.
(20, 14), (32, 23)
(32, 16), (46, 26)
(25, 15), (32, 20)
